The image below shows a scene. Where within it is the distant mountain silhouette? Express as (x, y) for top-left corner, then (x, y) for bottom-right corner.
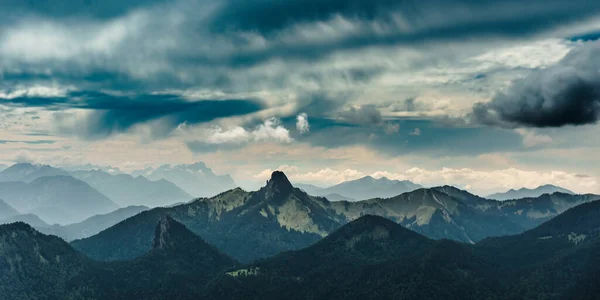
(332, 186), (598, 243)
(131, 161), (236, 198)
(38, 205), (149, 241)
(0, 198), (19, 220)
(0, 175), (119, 225)
(297, 176), (422, 201)
(487, 184), (574, 200)
(71, 169), (192, 207)
(0, 213), (49, 228)
(0, 163), (68, 182)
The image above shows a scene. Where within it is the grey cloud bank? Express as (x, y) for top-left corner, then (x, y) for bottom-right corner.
(473, 42), (600, 128)
(2, 91), (263, 138)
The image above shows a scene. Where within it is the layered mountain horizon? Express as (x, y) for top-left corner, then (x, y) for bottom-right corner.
(0, 162), (581, 206)
(0, 165), (594, 249)
(295, 175), (424, 201)
(487, 184), (575, 200)
(70, 171), (599, 264)
(2, 194), (600, 299)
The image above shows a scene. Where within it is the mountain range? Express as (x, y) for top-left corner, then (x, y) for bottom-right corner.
(486, 184), (575, 201)
(34, 205), (149, 241)
(296, 176), (423, 201)
(211, 200), (600, 299)
(0, 162), (206, 227)
(331, 185), (598, 243)
(0, 175), (119, 225)
(0, 199), (19, 220)
(0, 216), (238, 300)
(0, 213), (50, 228)
(1, 163), (599, 299)
(2, 196), (600, 299)
(487, 184), (575, 200)
(0, 163), (68, 182)
(71, 171), (599, 264)
(132, 162), (237, 198)
(72, 171), (344, 263)
(71, 170), (192, 207)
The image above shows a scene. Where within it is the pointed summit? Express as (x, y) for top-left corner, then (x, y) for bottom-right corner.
(152, 215), (197, 251)
(263, 171), (294, 199)
(149, 215), (239, 272)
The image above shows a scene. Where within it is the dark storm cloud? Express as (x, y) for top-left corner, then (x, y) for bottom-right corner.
(210, 0), (600, 36)
(1, 91), (264, 138)
(569, 31), (600, 42)
(4, 0), (600, 87)
(209, 0), (399, 33)
(200, 0), (600, 68)
(0, 0), (164, 19)
(210, 6), (600, 69)
(293, 117), (523, 156)
(472, 42), (600, 128)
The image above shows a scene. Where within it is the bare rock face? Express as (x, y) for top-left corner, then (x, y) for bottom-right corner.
(152, 216), (176, 250)
(263, 171), (294, 201)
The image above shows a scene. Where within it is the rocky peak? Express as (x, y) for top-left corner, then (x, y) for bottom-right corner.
(188, 161), (210, 172)
(263, 171), (294, 199)
(152, 215), (213, 252)
(152, 216), (177, 250)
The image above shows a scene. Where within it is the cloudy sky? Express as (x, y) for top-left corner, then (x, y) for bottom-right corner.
(1, 0), (600, 195)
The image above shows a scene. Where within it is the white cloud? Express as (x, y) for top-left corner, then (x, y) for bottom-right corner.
(12, 150), (36, 163)
(409, 128), (422, 136)
(206, 117), (293, 145)
(515, 129), (553, 148)
(470, 39), (574, 69)
(206, 126), (250, 144)
(385, 123), (400, 135)
(0, 85), (70, 99)
(296, 113), (310, 134)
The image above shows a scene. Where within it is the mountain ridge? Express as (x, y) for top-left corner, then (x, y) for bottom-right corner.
(4, 199), (600, 299)
(0, 163), (68, 182)
(0, 175), (119, 225)
(132, 161), (237, 198)
(297, 176), (423, 201)
(71, 171), (345, 263)
(0, 198), (19, 220)
(487, 184), (574, 200)
(72, 171), (600, 264)
(71, 169), (192, 207)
